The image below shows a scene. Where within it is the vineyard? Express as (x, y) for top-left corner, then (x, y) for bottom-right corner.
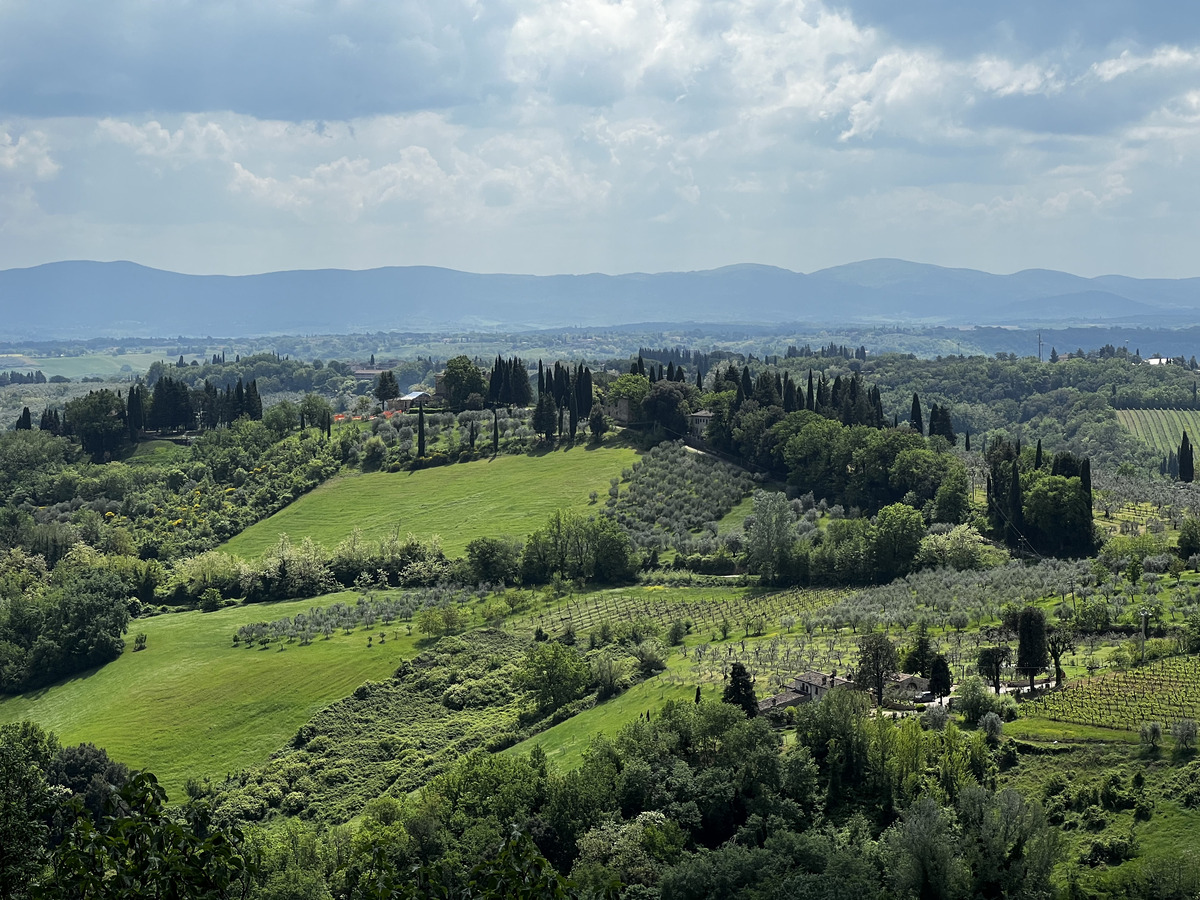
(513, 586), (847, 644)
(1115, 408), (1200, 457)
(1022, 655), (1200, 731)
(511, 586), (857, 692)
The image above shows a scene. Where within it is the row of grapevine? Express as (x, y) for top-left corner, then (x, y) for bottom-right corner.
(1022, 656), (1200, 730)
(512, 587), (847, 643)
(1116, 409), (1200, 457)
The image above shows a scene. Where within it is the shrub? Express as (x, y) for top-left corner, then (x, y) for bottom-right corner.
(1173, 718), (1198, 750)
(979, 711), (1004, 742)
(922, 703), (951, 731)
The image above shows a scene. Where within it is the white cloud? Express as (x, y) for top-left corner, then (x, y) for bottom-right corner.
(972, 57), (1061, 97)
(5, 2), (1200, 278)
(0, 129), (60, 178)
(1091, 46), (1198, 82)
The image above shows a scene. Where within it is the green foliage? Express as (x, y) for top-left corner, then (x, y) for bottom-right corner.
(41, 771), (250, 899)
(442, 356), (486, 409)
(1016, 605), (1049, 691)
(0, 562), (129, 693)
(207, 630), (526, 825)
(373, 370), (400, 404)
(64, 389), (128, 462)
(722, 661), (758, 717)
(916, 524), (1007, 571)
(0, 722), (59, 900)
(515, 641), (590, 715)
(856, 632), (898, 706)
(604, 440), (752, 558)
(870, 502), (925, 582)
(521, 510), (638, 585)
(465, 536), (523, 586)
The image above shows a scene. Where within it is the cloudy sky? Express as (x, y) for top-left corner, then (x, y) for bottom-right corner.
(2, 0), (1199, 278)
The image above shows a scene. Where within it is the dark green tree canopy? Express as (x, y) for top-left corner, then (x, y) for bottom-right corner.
(856, 632), (898, 706)
(723, 662), (758, 717)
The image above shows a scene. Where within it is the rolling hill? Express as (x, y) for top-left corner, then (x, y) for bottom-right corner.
(3, 258), (1199, 338)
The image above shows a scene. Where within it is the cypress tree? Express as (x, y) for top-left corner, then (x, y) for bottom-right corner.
(666, 361), (676, 382)
(538, 361), (545, 397)
(1182, 431), (1195, 483)
(722, 662), (758, 718)
(245, 380), (262, 420)
(783, 374), (797, 412)
(1016, 606), (1048, 695)
(417, 404), (426, 457)
(806, 370), (814, 411)
(965, 431), (971, 452)
(555, 363), (569, 408)
(1008, 462), (1025, 549)
(533, 393), (556, 443)
(1035, 439), (1043, 469)
(740, 367), (753, 398)
(15, 406), (31, 430)
(910, 393), (923, 435)
(696, 369), (703, 390)
(493, 410), (499, 455)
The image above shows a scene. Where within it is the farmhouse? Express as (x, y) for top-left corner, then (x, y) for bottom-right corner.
(388, 391), (432, 412)
(688, 409), (713, 439)
(758, 670), (852, 712)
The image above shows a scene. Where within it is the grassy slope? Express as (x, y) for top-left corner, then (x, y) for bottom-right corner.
(0, 591), (420, 800)
(505, 676), (719, 772)
(222, 443), (640, 559)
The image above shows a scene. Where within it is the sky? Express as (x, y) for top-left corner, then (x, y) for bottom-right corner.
(2, 0), (1200, 278)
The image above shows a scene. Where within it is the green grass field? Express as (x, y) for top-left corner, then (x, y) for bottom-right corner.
(124, 440), (190, 467)
(0, 592), (421, 800)
(16, 352), (172, 379)
(505, 676), (710, 771)
(222, 443), (640, 559)
(1116, 408), (1200, 457)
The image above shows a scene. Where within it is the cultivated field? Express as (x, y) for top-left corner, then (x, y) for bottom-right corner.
(0, 591), (421, 800)
(1116, 408), (1200, 457)
(222, 443), (640, 559)
(1022, 656), (1200, 732)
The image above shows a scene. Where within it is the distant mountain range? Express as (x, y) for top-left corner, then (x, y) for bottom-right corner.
(2, 258), (1199, 338)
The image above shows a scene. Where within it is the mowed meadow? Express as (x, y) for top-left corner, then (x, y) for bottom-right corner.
(222, 442), (640, 559)
(0, 590), (421, 801)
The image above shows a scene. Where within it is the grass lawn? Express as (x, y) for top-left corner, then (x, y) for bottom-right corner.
(0, 591), (421, 801)
(716, 494), (754, 534)
(124, 440), (190, 467)
(21, 352), (170, 380)
(505, 674), (714, 772)
(1008, 715), (1141, 745)
(222, 443), (640, 559)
